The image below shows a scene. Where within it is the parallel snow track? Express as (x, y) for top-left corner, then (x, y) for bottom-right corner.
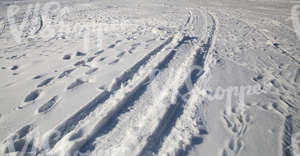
(138, 12), (217, 156)
(74, 10), (217, 156)
(78, 36), (191, 153)
(41, 36), (178, 150)
(42, 33), (186, 155)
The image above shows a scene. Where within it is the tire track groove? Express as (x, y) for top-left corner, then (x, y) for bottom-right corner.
(43, 34), (185, 155)
(78, 36), (189, 153)
(139, 12), (217, 156)
(41, 36), (177, 150)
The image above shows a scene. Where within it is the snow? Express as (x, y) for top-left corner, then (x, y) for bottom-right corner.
(0, 0), (299, 155)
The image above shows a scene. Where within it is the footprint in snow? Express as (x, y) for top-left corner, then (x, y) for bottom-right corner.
(146, 38), (156, 43)
(108, 44), (116, 49)
(108, 59), (119, 65)
(108, 40), (122, 49)
(94, 50), (104, 56)
(116, 51), (126, 58)
(24, 89), (42, 102)
(85, 67), (98, 75)
(67, 79), (85, 90)
(87, 56), (96, 62)
(38, 95), (59, 113)
(99, 57), (106, 62)
(33, 74), (45, 79)
(252, 74), (263, 82)
(76, 51), (86, 56)
(37, 77), (54, 88)
(74, 60), (86, 67)
(63, 54), (72, 60)
(58, 68), (76, 79)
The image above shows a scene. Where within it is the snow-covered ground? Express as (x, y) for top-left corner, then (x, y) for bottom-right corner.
(0, 0), (299, 155)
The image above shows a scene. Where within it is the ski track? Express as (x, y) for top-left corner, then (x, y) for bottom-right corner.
(47, 33), (186, 156)
(39, 33), (182, 153)
(157, 12), (218, 156)
(0, 34), (175, 154)
(64, 10), (218, 156)
(80, 36), (190, 154)
(138, 12), (216, 156)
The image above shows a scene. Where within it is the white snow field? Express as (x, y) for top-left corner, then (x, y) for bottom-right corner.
(0, 0), (300, 155)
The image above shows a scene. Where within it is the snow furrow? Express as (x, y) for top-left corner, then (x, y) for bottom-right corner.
(109, 37), (174, 92)
(87, 36), (197, 156)
(72, 10), (214, 156)
(39, 35), (179, 151)
(157, 12), (218, 156)
(43, 33), (185, 156)
(139, 12), (217, 156)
